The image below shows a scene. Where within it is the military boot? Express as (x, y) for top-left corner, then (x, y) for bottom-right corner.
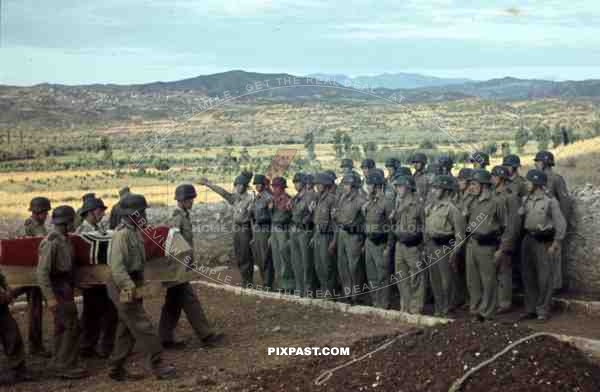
(55, 366), (89, 380)
(153, 364), (176, 380)
(109, 366), (145, 382)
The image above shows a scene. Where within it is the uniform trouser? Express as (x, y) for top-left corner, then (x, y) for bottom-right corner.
(80, 286), (118, 355)
(521, 234), (556, 317)
(395, 242), (425, 314)
(337, 230), (365, 302)
(466, 240), (498, 319)
(51, 285), (80, 370)
(234, 223), (254, 287)
(0, 304), (25, 370)
(364, 238), (389, 308)
(158, 282), (212, 343)
(271, 227), (294, 291)
(497, 253), (513, 310)
(453, 246), (468, 307)
(107, 280), (162, 371)
(11, 286), (44, 351)
(290, 228), (315, 297)
(425, 240), (454, 316)
(313, 231), (337, 296)
(252, 226), (274, 289)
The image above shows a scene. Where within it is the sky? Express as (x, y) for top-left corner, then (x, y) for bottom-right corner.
(1, 0), (600, 85)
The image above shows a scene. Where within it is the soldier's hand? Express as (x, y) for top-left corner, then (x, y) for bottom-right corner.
(448, 253), (458, 270)
(119, 288), (134, 303)
(46, 298), (58, 311)
(548, 241), (561, 256)
(327, 241), (336, 256)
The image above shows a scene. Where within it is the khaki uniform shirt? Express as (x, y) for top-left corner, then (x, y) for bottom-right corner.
(467, 189), (510, 252)
(168, 207), (193, 247)
(252, 190), (273, 225)
(424, 197), (466, 241)
(507, 175), (527, 198)
(76, 219), (106, 235)
(362, 192), (394, 234)
(334, 189), (366, 226)
(18, 217), (47, 237)
(496, 186), (522, 251)
(521, 190), (567, 241)
(109, 222), (146, 290)
(391, 192), (424, 239)
(313, 191), (337, 231)
(413, 170), (430, 204)
(291, 189), (317, 226)
(36, 229), (75, 302)
(544, 169), (573, 226)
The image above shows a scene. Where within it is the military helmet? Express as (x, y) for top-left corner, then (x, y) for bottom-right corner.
(360, 159), (375, 169)
(120, 193), (149, 216)
(272, 177), (287, 188)
(175, 184), (197, 201)
(502, 154), (521, 168)
(51, 205), (76, 225)
(118, 186), (131, 198)
(470, 169), (492, 185)
(314, 172), (334, 186)
(81, 192), (96, 202)
(293, 173), (306, 184)
(384, 157), (399, 168)
(340, 173), (359, 187)
(305, 174), (314, 185)
(79, 196), (107, 216)
(526, 169), (547, 186)
(324, 170), (337, 181)
(437, 156), (454, 169)
(470, 151), (490, 166)
(340, 158), (354, 169)
(457, 168), (474, 180)
(534, 150), (555, 166)
(365, 171), (385, 185)
(411, 153), (428, 164)
(234, 173), (251, 186)
(395, 166), (412, 177)
(392, 175), (416, 190)
(491, 165), (510, 179)
(431, 175), (456, 191)
(253, 174), (267, 185)
(29, 197), (52, 213)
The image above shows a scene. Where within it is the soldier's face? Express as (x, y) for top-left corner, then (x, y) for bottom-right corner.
(431, 187), (444, 200)
(255, 184), (264, 193)
(413, 162), (423, 171)
(491, 176), (500, 187)
(458, 179), (467, 191)
(386, 168), (395, 178)
(534, 161), (544, 170)
(396, 185), (409, 198)
(367, 184), (376, 194)
(527, 181), (535, 193)
(182, 199), (194, 209)
(294, 182), (303, 192)
(235, 184), (245, 194)
(343, 184), (353, 194)
(469, 181), (482, 195)
(316, 184), (325, 193)
(506, 166), (515, 176)
(93, 208), (106, 221)
(34, 211), (48, 223)
(362, 168), (369, 177)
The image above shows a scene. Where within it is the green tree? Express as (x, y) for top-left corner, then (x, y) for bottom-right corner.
(514, 126), (529, 153)
(342, 133), (353, 156)
(363, 141), (378, 159)
(501, 142), (511, 157)
(533, 123), (550, 151)
(304, 130), (316, 161)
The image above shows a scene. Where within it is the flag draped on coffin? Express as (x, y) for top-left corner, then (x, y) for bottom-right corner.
(0, 226), (195, 288)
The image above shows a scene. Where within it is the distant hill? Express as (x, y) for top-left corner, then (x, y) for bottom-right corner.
(1, 70), (600, 129)
(307, 72), (471, 89)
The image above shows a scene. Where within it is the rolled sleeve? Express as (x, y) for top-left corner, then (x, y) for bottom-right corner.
(109, 233), (136, 290)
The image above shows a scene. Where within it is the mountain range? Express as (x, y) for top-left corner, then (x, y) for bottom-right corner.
(306, 72), (471, 89)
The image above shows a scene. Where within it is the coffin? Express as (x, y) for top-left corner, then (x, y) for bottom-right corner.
(0, 226), (196, 289)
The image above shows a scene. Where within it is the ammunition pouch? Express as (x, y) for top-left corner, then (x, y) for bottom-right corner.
(472, 231), (501, 246)
(431, 234), (454, 245)
(528, 229), (555, 242)
(367, 232), (388, 245)
(397, 232), (423, 247)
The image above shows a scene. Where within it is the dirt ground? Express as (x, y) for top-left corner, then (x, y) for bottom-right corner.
(1, 285), (409, 391)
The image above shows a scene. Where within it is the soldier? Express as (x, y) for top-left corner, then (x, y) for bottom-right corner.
(106, 194), (176, 380)
(424, 175), (465, 316)
(519, 170), (566, 321)
(305, 174), (315, 193)
(290, 173), (318, 297)
(362, 170), (393, 308)
(16, 197), (52, 358)
(333, 172), (367, 303)
(340, 158), (354, 176)
(200, 173), (255, 287)
(503, 155), (527, 197)
(470, 151), (490, 169)
(491, 166), (522, 313)
(437, 156), (454, 177)
(456, 168), (474, 208)
(159, 184), (222, 349)
(269, 177), (294, 292)
(109, 186), (131, 230)
(360, 159), (376, 193)
(390, 175), (425, 314)
(251, 174), (274, 289)
(311, 173), (338, 297)
(384, 158), (399, 193)
(36, 205), (88, 379)
(411, 153), (429, 203)
(0, 272), (34, 386)
(534, 151), (573, 290)
(465, 170), (510, 321)
(454, 168), (475, 307)
(77, 196), (118, 359)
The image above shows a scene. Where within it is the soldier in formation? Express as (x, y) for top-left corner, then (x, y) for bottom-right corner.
(270, 177), (294, 292)
(159, 184), (223, 349)
(251, 174), (274, 289)
(77, 194), (118, 359)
